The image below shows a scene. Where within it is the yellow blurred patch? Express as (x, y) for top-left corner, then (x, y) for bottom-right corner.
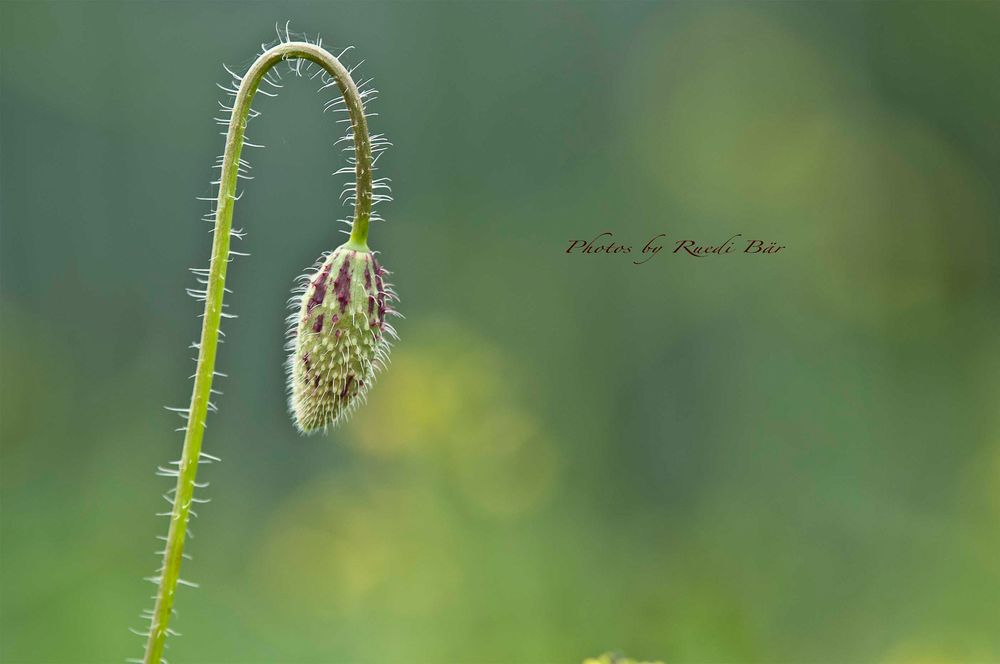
(348, 317), (561, 518)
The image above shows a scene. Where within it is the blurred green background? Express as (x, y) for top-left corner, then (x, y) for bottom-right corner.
(2, 2), (999, 662)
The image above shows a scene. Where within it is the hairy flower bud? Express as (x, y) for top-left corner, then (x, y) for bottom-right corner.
(287, 242), (397, 432)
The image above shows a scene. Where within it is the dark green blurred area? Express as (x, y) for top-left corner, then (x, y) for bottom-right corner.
(2, 1), (999, 662)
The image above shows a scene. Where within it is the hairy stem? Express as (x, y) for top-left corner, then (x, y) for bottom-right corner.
(143, 41), (373, 664)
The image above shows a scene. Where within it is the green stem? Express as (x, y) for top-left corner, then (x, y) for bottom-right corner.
(143, 41), (373, 664)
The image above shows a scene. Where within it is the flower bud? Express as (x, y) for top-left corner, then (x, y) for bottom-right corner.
(287, 243), (397, 432)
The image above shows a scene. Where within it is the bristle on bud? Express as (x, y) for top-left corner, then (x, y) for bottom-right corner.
(286, 243), (397, 433)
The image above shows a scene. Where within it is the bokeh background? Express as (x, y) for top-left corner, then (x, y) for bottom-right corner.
(2, 2), (999, 662)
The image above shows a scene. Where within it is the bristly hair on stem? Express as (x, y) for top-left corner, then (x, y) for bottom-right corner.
(134, 24), (393, 664)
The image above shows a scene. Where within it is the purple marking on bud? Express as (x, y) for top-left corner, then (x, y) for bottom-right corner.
(368, 295), (375, 316)
(340, 374), (354, 398)
(364, 260), (372, 289)
(307, 263), (333, 314)
(312, 315), (324, 333)
(333, 258), (352, 312)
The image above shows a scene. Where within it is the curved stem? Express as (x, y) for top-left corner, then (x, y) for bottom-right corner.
(143, 42), (373, 664)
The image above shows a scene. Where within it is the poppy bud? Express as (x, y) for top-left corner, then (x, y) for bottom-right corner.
(287, 242), (397, 432)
